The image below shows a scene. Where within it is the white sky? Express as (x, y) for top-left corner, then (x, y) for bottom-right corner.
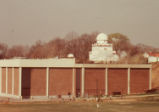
(0, 0), (159, 47)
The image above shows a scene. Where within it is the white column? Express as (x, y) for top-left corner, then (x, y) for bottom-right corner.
(46, 67), (49, 97)
(19, 67), (22, 97)
(105, 68), (108, 96)
(12, 67), (14, 95)
(6, 67), (8, 94)
(81, 67), (85, 97)
(149, 68), (152, 90)
(127, 68), (130, 95)
(0, 67), (2, 94)
(72, 68), (75, 97)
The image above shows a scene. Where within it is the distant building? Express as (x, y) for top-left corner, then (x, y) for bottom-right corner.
(144, 52), (159, 63)
(89, 33), (119, 63)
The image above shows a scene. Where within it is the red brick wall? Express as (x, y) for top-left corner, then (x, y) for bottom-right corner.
(22, 68), (46, 96)
(130, 68), (149, 94)
(8, 68), (12, 94)
(108, 68), (128, 95)
(49, 68), (73, 96)
(2, 67), (6, 94)
(14, 68), (19, 96)
(85, 68), (105, 96)
(30, 68), (46, 96)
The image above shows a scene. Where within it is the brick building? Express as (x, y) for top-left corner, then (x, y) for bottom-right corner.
(0, 58), (151, 99)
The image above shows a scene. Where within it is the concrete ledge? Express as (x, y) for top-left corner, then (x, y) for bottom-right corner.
(49, 95), (73, 99)
(30, 96), (49, 100)
(24, 95), (73, 100)
(49, 96), (58, 99)
(0, 93), (21, 99)
(0, 58), (151, 68)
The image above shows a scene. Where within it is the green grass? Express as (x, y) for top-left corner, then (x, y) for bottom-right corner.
(0, 101), (159, 112)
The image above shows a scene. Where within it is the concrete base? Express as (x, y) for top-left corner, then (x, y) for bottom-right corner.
(30, 96), (49, 100)
(49, 95), (73, 99)
(0, 93), (22, 99)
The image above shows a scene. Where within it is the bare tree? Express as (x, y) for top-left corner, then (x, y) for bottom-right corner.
(0, 43), (8, 59)
(6, 45), (29, 58)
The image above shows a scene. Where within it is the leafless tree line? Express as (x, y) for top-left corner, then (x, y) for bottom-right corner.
(0, 32), (158, 63)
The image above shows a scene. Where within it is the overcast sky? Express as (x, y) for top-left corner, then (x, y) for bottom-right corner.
(0, 0), (159, 47)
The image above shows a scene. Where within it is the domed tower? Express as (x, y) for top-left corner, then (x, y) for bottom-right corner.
(89, 33), (119, 63)
(96, 33), (108, 44)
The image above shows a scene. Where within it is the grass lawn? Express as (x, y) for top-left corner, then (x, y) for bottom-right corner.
(0, 101), (159, 112)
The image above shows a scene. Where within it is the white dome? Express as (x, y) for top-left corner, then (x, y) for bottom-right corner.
(96, 33), (108, 41)
(67, 53), (74, 58)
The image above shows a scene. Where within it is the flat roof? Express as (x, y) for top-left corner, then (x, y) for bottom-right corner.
(0, 58), (151, 68)
(75, 64), (151, 68)
(0, 58), (75, 67)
